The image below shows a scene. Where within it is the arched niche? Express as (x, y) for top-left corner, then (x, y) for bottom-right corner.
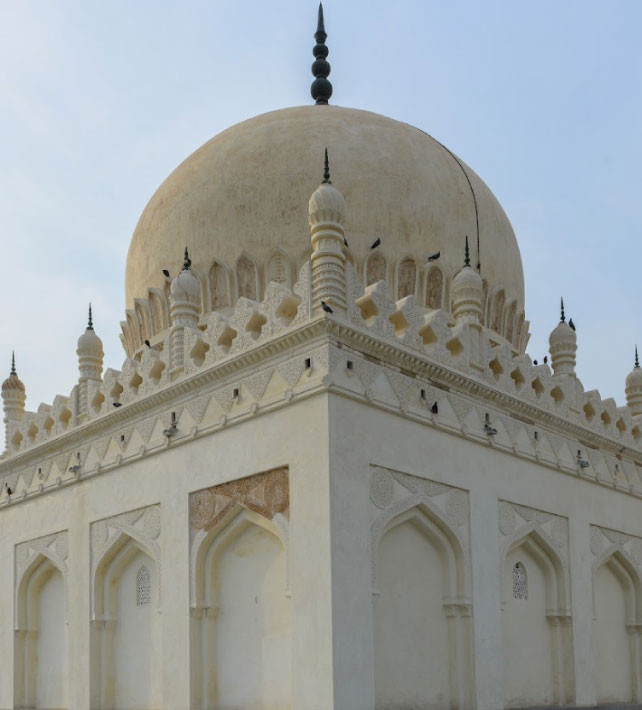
(208, 259), (231, 310)
(592, 547), (642, 703)
(505, 300), (517, 344)
(148, 288), (168, 334)
(480, 279), (489, 325)
(500, 528), (573, 707)
(490, 288), (505, 335)
(134, 300), (150, 342)
(364, 252), (386, 287)
(190, 505), (291, 710)
(91, 532), (161, 710)
(396, 257), (417, 300)
(372, 499), (471, 710)
(266, 249), (292, 288)
(425, 266), (444, 310)
(14, 551), (68, 709)
(125, 311), (140, 350)
(236, 254), (259, 302)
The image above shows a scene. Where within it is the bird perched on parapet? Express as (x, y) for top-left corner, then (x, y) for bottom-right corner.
(543, 356), (548, 364)
(569, 318), (576, 331)
(343, 236), (349, 247)
(431, 402), (439, 414)
(321, 300), (333, 314)
(144, 340), (151, 347)
(370, 237), (381, 249)
(113, 402), (122, 408)
(162, 269), (170, 278)
(427, 251), (440, 262)
(5, 484), (12, 495)
(533, 359), (538, 365)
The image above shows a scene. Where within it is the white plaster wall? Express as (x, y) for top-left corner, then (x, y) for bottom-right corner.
(214, 524), (290, 709)
(113, 549), (160, 709)
(374, 519), (450, 709)
(35, 568), (67, 708)
(502, 547), (554, 707)
(594, 563), (632, 703)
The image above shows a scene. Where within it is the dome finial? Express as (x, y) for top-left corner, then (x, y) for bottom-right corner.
(183, 245), (192, 271)
(464, 235), (470, 267)
(635, 345), (640, 369)
(311, 3), (332, 105)
(323, 147), (331, 184)
(10, 351), (16, 377)
(88, 302), (94, 330)
(560, 297), (565, 323)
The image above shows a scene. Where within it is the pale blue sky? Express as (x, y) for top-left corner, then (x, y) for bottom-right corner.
(0, 1), (639, 410)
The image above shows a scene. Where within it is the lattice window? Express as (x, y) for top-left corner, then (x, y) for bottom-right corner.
(136, 565), (151, 606)
(512, 562), (527, 600)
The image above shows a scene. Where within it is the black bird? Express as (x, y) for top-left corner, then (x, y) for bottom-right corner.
(427, 251), (440, 262)
(543, 356), (548, 364)
(370, 237), (381, 250)
(321, 300), (333, 314)
(431, 402), (439, 414)
(533, 359), (538, 365)
(162, 269), (170, 278)
(343, 236), (349, 248)
(569, 318), (576, 331)
(113, 402), (122, 408)
(6, 486), (12, 495)
(144, 339), (151, 348)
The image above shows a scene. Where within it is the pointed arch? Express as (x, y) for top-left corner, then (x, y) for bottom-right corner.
(236, 253), (259, 301)
(480, 278), (489, 325)
(125, 311), (140, 350)
(505, 300), (517, 344)
(91, 531), (161, 709)
(372, 495), (472, 710)
(266, 248), (293, 288)
(425, 265), (444, 309)
(208, 259), (231, 310)
(364, 251), (387, 286)
(490, 288), (505, 334)
(592, 545), (642, 702)
(15, 550), (68, 709)
(134, 299), (150, 343)
(148, 288), (168, 334)
(500, 524), (573, 707)
(396, 256), (417, 300)
(190, 504), (291, 709)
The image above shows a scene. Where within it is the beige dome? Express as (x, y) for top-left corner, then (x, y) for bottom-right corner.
(126, 105), (525, 333)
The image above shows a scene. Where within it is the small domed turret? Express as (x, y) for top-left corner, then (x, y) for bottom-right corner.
(2, 353), (24, 394)
(626, 346), (642, 417)
(2, 353), (25, 452)
(549, 298), (577, 376)
(77, 304), (104, 377)
(170, 247), (201, 306)
(309, 150), (347, 314)
(452, 236), (483, 324)
(170, 247), (201, 377)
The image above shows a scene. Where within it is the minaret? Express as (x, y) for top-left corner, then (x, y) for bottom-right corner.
(625, 346), (642, 417)
(2, 353), (25, 452)
(170, 246), (201, 378)
(310, 3), (333, 105)
(549, 298), (577, 376)
(76, 304), (104, 422)
(451, 236), (483, 324)
(309, 149), (347, 314)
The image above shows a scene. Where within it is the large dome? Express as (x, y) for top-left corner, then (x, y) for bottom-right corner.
(125, 105), (525, 348)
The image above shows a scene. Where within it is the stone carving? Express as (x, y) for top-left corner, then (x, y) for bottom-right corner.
(426, 266), (443, 309)
(15, 530), (68, 585)
(397, 257), (417, 300)
(498, 500), (569, 565)
(498, 501), (517, 536)
(190, 466), (289, 532)
(370, 467), (395, 509)
(590, 525), (642, 575)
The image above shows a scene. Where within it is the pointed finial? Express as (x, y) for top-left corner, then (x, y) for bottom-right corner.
(182, 245), (192, 271)
(322, 148), (331, 184)
(10, 351), (16, 376)
(464, 236), (471, 267)
(88, 303), (94, 330)
(560, 297), (565, 323)
(311, 3), (332, 105)
(635, 345), (640, 369)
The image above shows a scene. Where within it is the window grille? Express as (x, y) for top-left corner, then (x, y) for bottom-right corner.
(512, 562), (527, 600)
(136, 565), (151, 606)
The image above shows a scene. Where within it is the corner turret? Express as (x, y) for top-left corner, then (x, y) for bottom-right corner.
(549, 298), (577, 376)
(626, 346), (642, 417)
(2, 353), (25, 452)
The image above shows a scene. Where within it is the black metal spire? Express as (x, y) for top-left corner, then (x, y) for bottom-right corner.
(311, 3), (332, 105)
(635, 345), (640, 369)
(183, 245), (192, 271)
(464, 236), (470, 267)
(88, 303), (94, 330)
(322, 148), (331, 184)
(10, 351), (16, 376)
(560, 297), (565, 323)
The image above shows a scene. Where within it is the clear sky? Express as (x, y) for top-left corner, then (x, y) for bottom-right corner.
(0, 0), (639, 411)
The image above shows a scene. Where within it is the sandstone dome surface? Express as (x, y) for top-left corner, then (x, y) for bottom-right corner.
(126, 105), (525, 316)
